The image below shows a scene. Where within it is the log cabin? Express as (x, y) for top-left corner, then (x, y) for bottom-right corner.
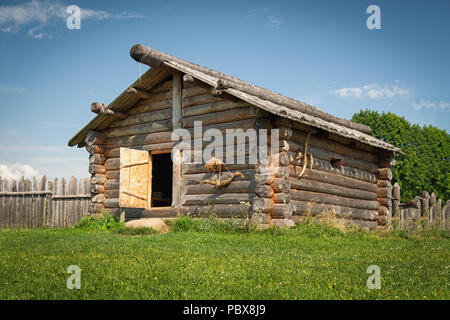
(68, 44), (400, 228)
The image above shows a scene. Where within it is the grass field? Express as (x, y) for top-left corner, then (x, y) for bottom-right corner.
(0, 216), (448, 300)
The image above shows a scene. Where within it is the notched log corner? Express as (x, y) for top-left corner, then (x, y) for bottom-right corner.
(90, 102), (128, 120)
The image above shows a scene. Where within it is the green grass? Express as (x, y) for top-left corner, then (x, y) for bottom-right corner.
(0, 215), (448, 300)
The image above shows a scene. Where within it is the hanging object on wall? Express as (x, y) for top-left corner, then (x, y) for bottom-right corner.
(199, 157), (244, 188)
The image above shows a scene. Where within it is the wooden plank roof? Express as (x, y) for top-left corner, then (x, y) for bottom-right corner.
(68, 44), (400, 153)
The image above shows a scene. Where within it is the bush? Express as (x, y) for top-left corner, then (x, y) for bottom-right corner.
(74, 211), (124, 232)
(352, 109), (449, 202)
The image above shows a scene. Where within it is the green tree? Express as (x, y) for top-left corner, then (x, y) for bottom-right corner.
(352, 110), (449, 202)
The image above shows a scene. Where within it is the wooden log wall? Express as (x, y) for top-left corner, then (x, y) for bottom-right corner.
(0, 176), (90, 228)
(179, 78), (261, 216)
(272, 119), (383, 228)
(87, 79), (176, 216)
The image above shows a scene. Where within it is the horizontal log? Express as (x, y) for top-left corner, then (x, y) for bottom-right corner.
(186, 180), (256, 195)
(86, 144), (105, 155)
(106, 170), (120, 179)
(377, 214), (389, 226)
(106, 131), (173, 148)
(377, 168), (392, 181)
(271, 178), (290, 193)
(183, 107), (254, 128)
(92, 194), (105, 203)
(109, 108), (172, 128)
(270, 203), (294, 218)
(182, 162), (255, 174)
(185, 118), (266, 139)
(151, 79), (173, 93)
(376, 187), (391, 199)
(183, 193), (256, 206)
(286, 189), (379, 210)
(89, 164), (105, 175)
(183, 100), (250, 118)
(103, 119), (172, 138)
(89, 203), (105, 214)
(183, 169), (256, 185)
(105, 190), (119, 198)
(182, 93), (222, 108)
(89, 153), (106, 165)
(255, 172), (275, 185)
(379, 157), (396, 168)
(287, 127), (378, 163)
(90, 184), (105, 195)
(287, 139), (378, 173)
(128, 98), (172, 115)
(288, 167), (377, 192)
(253, 197), (273, 213)
(132, 90), (172, 108)
(90, 102), (128, 119)
(104, 198), (119, 208)
(378, 206), (389, 216)
(179, 204), (246, 217)
(126, 87), (152, 99)
(85, 131), (106, 146)
(273, 166), (289, 178)
(287, 157), (377, 184)
(255, 184), (274, 198)
(104, 158), (120, 171)
(91, 174), (106, 185)
(289, 177), (377, 201)
(104, 142), (176, 158)
(105, 179), (119, 190)
(290, 200), (378, 221)
(182, 85), (210, 99)
(377, 198), (391, 208)
(377, 180), (392, 188)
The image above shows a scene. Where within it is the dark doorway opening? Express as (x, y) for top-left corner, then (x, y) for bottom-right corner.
(151, 153), (173, 207)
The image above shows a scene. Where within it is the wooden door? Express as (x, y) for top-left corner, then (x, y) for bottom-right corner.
(119, 148), (151, 209)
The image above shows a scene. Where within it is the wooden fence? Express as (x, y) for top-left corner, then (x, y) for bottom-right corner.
(0, 176), (90, 228)
(390, 183), (449, 230)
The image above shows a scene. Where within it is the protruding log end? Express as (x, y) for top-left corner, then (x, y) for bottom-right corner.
(126, 87), (152, 99)
(90, 102), (107, 114)
(130, 44), (163, 67)
(90, 102), (128, 119)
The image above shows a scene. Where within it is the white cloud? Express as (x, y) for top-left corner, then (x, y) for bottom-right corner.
(0, 163), (40, 180)
(0, 0), (143, 38)
(247, 7), (282, 28)
(331, 83), (410, 100)
(412, 99), (450, 111)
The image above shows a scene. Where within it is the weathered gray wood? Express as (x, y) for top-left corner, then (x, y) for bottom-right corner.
(130, 44), (371, 134)
(103, 119), (172, 138)
(85, 130), (107, 146)
(289, 200), (378, 221)
(286, 189), (379, 210)
(288, 157), (377, 184)
(91, 102), (128, 119)
(288, 177), (377, 201)
(184, 193), (256, 205)
(109, 108), (172, 128)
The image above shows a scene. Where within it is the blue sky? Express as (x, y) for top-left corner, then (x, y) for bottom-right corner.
(0, 0), (449, 179)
